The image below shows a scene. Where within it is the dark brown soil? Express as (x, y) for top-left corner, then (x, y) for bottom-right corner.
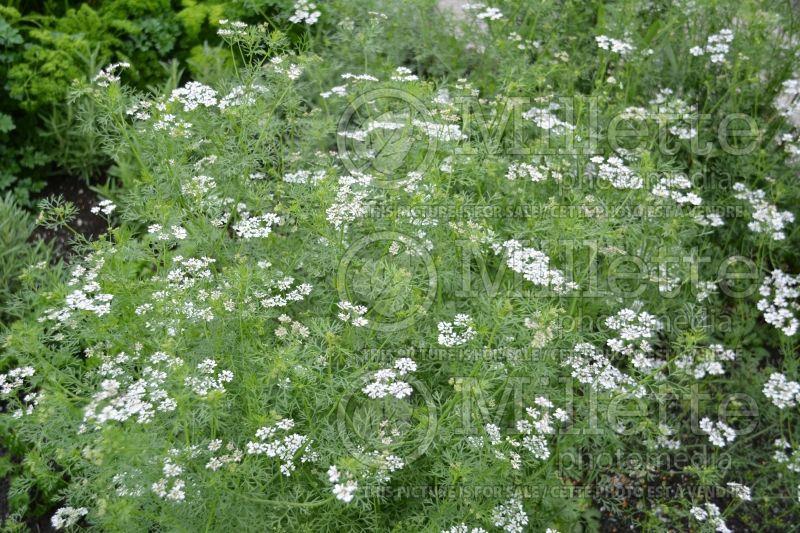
(30, 176), (109, 259)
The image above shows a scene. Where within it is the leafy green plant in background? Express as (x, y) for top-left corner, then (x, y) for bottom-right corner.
(0, 194), (51, 321)
(0, 0), (295, 206)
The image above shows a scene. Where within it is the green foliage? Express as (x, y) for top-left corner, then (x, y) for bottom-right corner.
(0, 0), (288, 206)
(2, 0), (800, 531)
(0, 194), (51, 321)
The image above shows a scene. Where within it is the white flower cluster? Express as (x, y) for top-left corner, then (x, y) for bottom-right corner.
(492, 497), (529, 533)
(51, 506), (89, 529)
(463, 4), (503, 20)
(620, 88), (697, 139)
(689, 502), (731, 533)
(412, 119), (467, 142)
(341, 72), (380, 82)
(320, 85), (347, 98)
(233, 212), (281, 239)
(595, 35), (634, 55)
(283, 169), (326, 184)
(438, 314), (477, 347)
(126, 98), (152, 120)
(252, 273), (312, 309)
(605, 307), (664, 372)
(391, 66), (418, 82)
(563, 342), (645, 398)
(141, 255), (222, 325)
(694, 213), (725, 227)
(675, 344), (737, 379)
(161, 256), (215, 292)
(726, 482), (752, 501)
(651, 175), (702, 205)
(42, 253), (113, 325)
(491, 397), (568, 468)
(775, 79), (800, 125)
(217, 19), (247, 37)
(152, 113), (193, 137)
(695, 280), (718, 302)
(689, 28), (734, 64)
(327, 465), (358, 503)
(0, 366), (35, 395)
(497, 240), (578, 294)
(275, 314), (310, 339)
(205, 439), (243, 471)
(763, 372), (800, 409)
(338, 120), (403, 142)
(148, 223), (188, 241)
(90, 199), (116, 216)
(774, 439), (800, 472)
(590, 155), (643, 189)
(92, 61), (130, 87)
(337, 301), (369, 327)
(246, 418), (315, 476)
(82, 351), (181, 430)
(757, 269), (800, 336)
(362, 358), (417, 400)
(270, 57), (303, 80)
(522, 104), (575, 135)
(169, 81), (219, 112)
(441, 525), (488, 533)
(218, 84), (268, 111)
(152, 458), (186, 502)
(289, 1), (320, 25)
(185, 359), (233, 397)
(362, 449), (406, 482)
(699, 417), (736, 447)
(505, 159), (563, 182)
(326, 172), (373, 229)
(733, 182), (794, 241)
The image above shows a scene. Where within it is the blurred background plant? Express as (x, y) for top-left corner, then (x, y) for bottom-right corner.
(0, 0), (305, 207)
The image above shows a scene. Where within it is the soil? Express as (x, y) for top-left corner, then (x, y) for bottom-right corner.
(30, 176), (108, 259)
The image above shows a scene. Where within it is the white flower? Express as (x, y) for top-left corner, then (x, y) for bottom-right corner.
(363, 359), (417, 399)
(690, 29), (734, 64)
(0, 366), (35, 396)
(337, 301), (369, 326)
(438, 314), (477, 347)
(90, 199), (117, 215)
(596, 35), (635, 55)
(733, 182), (794, 241)
(233, 213), (281, 239)
(763, 372), (800, 409)
(590, 155), (643, 189)
(391, 66), (419, 82)
(326, 172), (372, 229)
(246, 419), (313, 476)
(93, 62), (130, 87)
(51, 507), (89, 529)
(690, 502), (731, 533)
(492, 497), (528, 533)
(441, 526), (488, 533)
(726, 482), (752, 501)
(699, 417), (736, 447)
(289, 0), (321, 25)
(333, 479), (358, 503)
(757, 270), (800, 336)
(169, 81), (218, 111)
(651, 174), (702, 205)
(563, 342), (645, 398)
(497, 240), (578, 294)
